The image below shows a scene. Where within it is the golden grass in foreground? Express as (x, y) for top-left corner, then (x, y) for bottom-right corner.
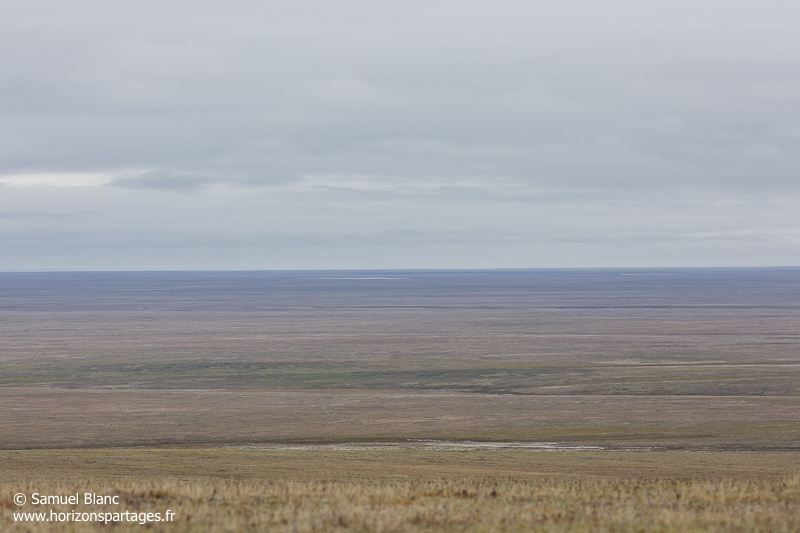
(2, 449), (800, 532)
(4, 475), (800, 533)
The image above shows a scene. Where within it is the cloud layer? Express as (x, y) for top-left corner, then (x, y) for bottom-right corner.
(1, 0), (799, 268)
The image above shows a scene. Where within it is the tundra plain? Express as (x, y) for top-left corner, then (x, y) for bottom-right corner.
(1, 269), (799, 531)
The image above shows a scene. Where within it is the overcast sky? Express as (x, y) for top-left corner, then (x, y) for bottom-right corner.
(1, 0), (799, 269)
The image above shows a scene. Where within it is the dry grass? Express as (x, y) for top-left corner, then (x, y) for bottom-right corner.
(2, 387), (800, 450)
(2, 449), (800, 532)
(2, 272), (800, 530)
(2, 271), (800, 451)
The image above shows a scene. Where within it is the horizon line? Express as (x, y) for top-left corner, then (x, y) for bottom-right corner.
(1, 266), (799, 274)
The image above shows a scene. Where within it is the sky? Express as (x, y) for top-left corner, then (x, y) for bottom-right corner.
(1, 0), (799, 270)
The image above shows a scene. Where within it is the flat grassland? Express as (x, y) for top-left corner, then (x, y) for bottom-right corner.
(3, 448), (800, 532)
(1, 270), (799, 531)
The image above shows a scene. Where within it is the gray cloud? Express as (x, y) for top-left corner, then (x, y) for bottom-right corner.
(1, 0), (799, 268)
(110, 171), (218, 193)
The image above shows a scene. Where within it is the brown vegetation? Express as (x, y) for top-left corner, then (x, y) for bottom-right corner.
(2, 449), (800, 532)
(2, 271), (799, 530)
